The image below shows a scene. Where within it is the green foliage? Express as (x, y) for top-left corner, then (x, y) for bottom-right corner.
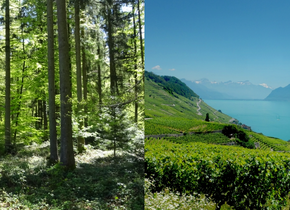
(236, 130), (249, 142)
(146, 117), (226, 134)
(235, 138), (255, 149)
(161, 133), (236, 145)
(145, 71), (199, 100)
(249, 132), (290, 152)
(94, 106), (142, 157)
(0, 141), (144, 209)
(145, 139), (290, 209)
(145, 120), (180, 135)
(145, 178), (215, 210)
(145, 76), (232, 123)
(222, 125), (239, 138)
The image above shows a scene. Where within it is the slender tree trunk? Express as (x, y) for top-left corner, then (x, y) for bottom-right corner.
(133, 4), (138, 123)
(38, 99), (43, 129)
(75, 0), (84, 152)
(97, 36), (102, 107)
(82, 32), (88, 128)
(56, 0), (75, 170)
(5, 0), (12, 153)
(34, 101), (38, 129)
(107, 3), (117, 95)
(81, 1), (88, 127)
(137, 0), (144, 81)
(43, 100), (48, 140)
(13, 60), (25, 143)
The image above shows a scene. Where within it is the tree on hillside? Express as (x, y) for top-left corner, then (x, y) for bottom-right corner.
(205, 113), (209, 122)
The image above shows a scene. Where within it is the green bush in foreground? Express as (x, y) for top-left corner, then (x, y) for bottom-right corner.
(145, 178), (215, 210)
(145, 140), (290, 209)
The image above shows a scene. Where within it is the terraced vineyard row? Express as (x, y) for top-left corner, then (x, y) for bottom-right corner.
(145, 120), (180, 135)
(249, 136), (271, 151)
(146, 117), (227, 133)
(145, 139), (290, 209)
(159, 133), (236, 145)
(249, 132), (290, 152)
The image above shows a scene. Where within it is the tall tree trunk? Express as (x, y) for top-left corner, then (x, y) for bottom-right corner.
(137, 0), (144, 81)
(43, 100), (48, 140)
(5, 0), (12, 153)
(56, 0), (75, 170)
(82, 32), (88, 128)
(97, 36), (102, 107)
(13, 60), (25, 143)
(107, 3), (117, 95)
(75, 0), (84, 152)
(133, 4), (138, 123)
(81, 1), (88, 127)
(13, 26), (26, 144)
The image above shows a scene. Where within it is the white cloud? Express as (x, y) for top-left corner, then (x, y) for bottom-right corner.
(259, 83), (272, 89)
(169, 68), (175, 71)
(152, 65), (162, 70)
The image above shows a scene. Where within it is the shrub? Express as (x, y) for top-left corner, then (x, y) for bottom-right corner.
(222, 125), (238, 138)
(237, 130), (249, 142)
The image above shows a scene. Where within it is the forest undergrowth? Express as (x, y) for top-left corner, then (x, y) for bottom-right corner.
(0, 140), (144, 210)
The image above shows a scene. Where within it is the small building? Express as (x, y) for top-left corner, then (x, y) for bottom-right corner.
(241, 124), (251, 131)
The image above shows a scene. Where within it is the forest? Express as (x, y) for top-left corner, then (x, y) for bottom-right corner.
(0, 0), (144, 209)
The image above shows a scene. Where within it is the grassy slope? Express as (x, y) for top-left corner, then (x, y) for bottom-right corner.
(145, 77), (232, 123)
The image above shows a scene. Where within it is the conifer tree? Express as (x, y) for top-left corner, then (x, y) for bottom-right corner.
(205, 113), (210, 122)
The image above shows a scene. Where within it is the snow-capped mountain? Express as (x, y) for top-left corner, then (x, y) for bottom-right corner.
(181, 78), (272, 100)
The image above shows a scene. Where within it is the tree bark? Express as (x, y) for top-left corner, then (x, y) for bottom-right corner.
(43, 99), (48, 140)
(56, 0), (75, 169)
(81, 1), (88, 127)
(97, 36), (102, 107)
(75, 0), (85, 152)
(137, 0), (144, 81)
(133, 4), (138, 123)
(107, 3), (117, 95)
(5, 0), (12, 153)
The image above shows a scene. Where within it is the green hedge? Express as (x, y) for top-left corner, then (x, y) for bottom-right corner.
(145, 139), (290, 209)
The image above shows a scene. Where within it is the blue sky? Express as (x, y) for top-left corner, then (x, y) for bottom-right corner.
(145, 0), (290, 89)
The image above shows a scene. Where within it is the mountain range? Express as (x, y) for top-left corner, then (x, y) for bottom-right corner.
(181, 78), (273, 100)
(264, 84), (290, 101)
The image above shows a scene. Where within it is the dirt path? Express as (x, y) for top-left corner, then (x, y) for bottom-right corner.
(229, 118), (235, 123)
(197, 99), (202, 115)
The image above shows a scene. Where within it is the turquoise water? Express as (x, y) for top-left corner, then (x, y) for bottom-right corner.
(204, 100), (290, 141)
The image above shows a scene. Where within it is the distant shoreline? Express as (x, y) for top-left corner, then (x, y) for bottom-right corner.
(204, 99), (290, 101)
(204, 99), (264, 101)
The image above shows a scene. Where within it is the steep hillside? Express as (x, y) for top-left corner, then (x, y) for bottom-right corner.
(145, 71), (199, 100)
(265, 84), (290, 101)
(145, 71), (232, 123)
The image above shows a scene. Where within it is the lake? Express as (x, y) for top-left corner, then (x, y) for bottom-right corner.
(204, 99), (290, 141)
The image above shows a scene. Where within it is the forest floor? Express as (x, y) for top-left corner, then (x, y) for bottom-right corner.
(0, 141), (144, 210)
